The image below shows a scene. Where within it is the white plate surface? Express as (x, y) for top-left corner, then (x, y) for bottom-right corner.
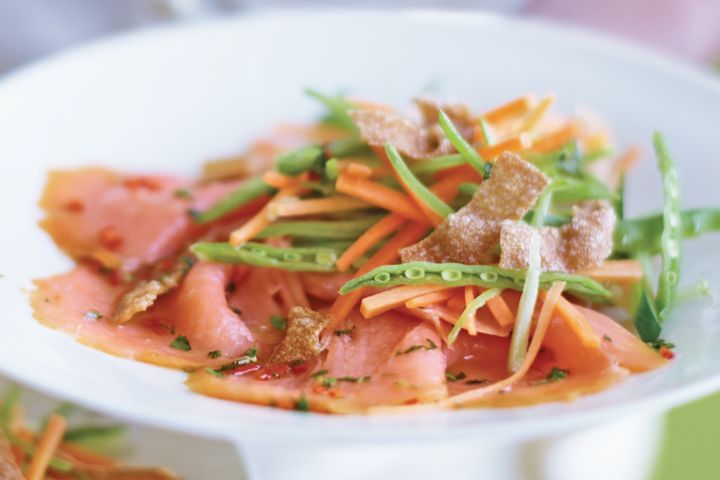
(0, 10), (719, 444)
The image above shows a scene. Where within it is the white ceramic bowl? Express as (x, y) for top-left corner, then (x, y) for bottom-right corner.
(1, 10), (719, 446)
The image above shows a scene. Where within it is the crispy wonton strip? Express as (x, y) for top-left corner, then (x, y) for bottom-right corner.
(271, 307), (329, 363)
(400, 152), (550, 264)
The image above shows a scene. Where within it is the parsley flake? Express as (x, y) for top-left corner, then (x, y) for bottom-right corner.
(465, 379), (488, 385)
(396, 338), (438, 356)
(311, 369), (329, 378)
(226, 282), (237, 294)
(648, 339), (675, 351)
(333, 326), (355, 336)
(270, 315), (287, 330)
(173, 188), (194, 200)
(215, 347), (258, 372)
(445, 371), (467, 382)
(231, 307), (243, 315)
(534, 367), (569, 385)
(84, 309), (103, 321)
(205, 368), (223, 378)
(294, 396), (310, 412)
(207, 350), (222, 359)
(170, 335), (191, 351)
(602, 334), (613, 342)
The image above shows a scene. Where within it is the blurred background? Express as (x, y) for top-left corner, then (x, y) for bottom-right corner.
(0, 1), (718, 479)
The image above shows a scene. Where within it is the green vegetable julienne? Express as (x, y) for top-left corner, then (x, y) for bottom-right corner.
(304, 88), (359, 135)
(339, 261), (610, 300)
(508, 234), (541, 372)
(614, 208), (720, 255)
(448, 288), (502, 344)
(194, 178), (275, 224)
(653, 132), (682, 320)
(276, 145), (324, 175)
(384, 144), (453, 219)
(437, 109), (487, 175)
(634, 287), (662, 342)
(256, 215), (384, 240)
(191, 242), (340, 272)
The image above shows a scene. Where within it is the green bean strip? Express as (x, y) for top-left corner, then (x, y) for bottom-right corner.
(64, 424), (125, 444)
(384, 144), (453, 218)
(339, 261), (610, 300)
(654, 132), (682, 320)
(478, 117), (493, 146)
(257, 215), (384, 239)
(411, 154), (465, 174)
(191, 242), (340, 272)
(508, 234), (541, 372)
(194, 178), (275, 224)
(276, 145), (324, 175)
(552, 175), (617, 202)
(531, 187), (553, 227)
(327, 138), (373, 158)
(304, 88), (359, 135)
(448, 288), (502, 344)
(438, 110), (487, 175)
(614, 208), (720, 255)
(458, 182), (479, 197)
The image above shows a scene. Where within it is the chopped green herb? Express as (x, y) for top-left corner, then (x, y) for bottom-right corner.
(294, 396), (310, 412)
(206, 368), (223, 378)
(311, 369), (329, 378)
(337, 376), (370, 383)
(187, 208), (202, 220)
(270, 315), (287, 330)
(84, 309), (103, 321)
(536, 367), (569, 384)
(465, 379), (488, 385)
(445, 371), (467, 382)
(396, 338), (438, 356)
(602, 334), (613, 343)
(334, 326), (355, 336)
(226, 282), (237, 294)
(232, 307), (243, 315)
(649, 339), (675, 351)
(173, 188), (193, 200)
(170, 335), (191, 351)
(207, 350), (222, 359)
(214, 347), (259, 373)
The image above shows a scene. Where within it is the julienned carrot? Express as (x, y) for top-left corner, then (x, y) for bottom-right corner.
(531, 123), (579, 153)
(335, 174), (429, 224)
(578, 259), (644, 283)
(335, 214), (406, 272)
(268, 196), (372, 220)
(229, 186), (301, 246)
(405, 288), (456, 309)
(441, 281), (566, 408)
(479, 133), (532, 160)
(464, 286), (477, 335)
(273, 270), (310, 309)
(552, 295), (601, 348)
(483, 95), (534, 124)
(261, 171), (296, 189)
(340, 161), (374, 178)
(26, 414), (68, 480)
(486, 294), (515, 326)
(58, 442), (117, 468)
(522, 94), (555, 132)
(324, 222), (429, 334)
(361, 285), (450, 318)
(430, 172), (473, 201)
(611, 146), (642, 184)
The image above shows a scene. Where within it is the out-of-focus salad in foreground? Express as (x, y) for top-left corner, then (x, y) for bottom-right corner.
(31, 91), (718, 413)
(0, 386), (176, 479)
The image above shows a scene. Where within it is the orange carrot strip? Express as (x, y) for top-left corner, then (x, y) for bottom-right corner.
(268, 196), (371, 219)
(522, 94), (555, 132)
(578, 260), (644, 284)
(531, 123), (579, 153)
(441, 281), (565, 407)
(611, 146), (642, 180)
(405, 288), (456, 309)
(261, 171), (295, 189)
(553, 295), (601, 348)
(335, 174), (429, 223)
(58, 442), (117, 468)
(479, 132), (532, 160)
(229, 186), (301, 246)
(325, 222), (429, 333)
(464, 286), (477, 335)
(26, 414), (68, 480)
(430, 172), (472, 201)
(361, 285), (449, 318)
(340, 161), (374, 178)
(486, 294), (515, 327)
(274, 270), (310, 309)
(335, 213), (406, 272)
(483, 95), (534, 124)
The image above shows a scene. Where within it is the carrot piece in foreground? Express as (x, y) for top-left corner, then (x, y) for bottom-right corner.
(464, 286), (477, 335)
(229, 186), (301, 246)
(531, 123), (579, 153)
(325, 222), (429, 333)
(479, 133), (532, 160)
(578, 259), (644, 283)
(522, 94), (555, 133)
(552, 295), (601, 348)
(26, 414), (68, 480)
(441, 281), (566, 408)
(340, 161), (374, 178)
(261, 171), (296, 190)
(486, 294), (515, 326)
(268, 196), (372, 219)
(483, 95), (534, 125)
(405, 288), (456, 309)
(335, 174), (428, 223)
(335, 213), (406, 272)
(361, 285), (449, 318)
